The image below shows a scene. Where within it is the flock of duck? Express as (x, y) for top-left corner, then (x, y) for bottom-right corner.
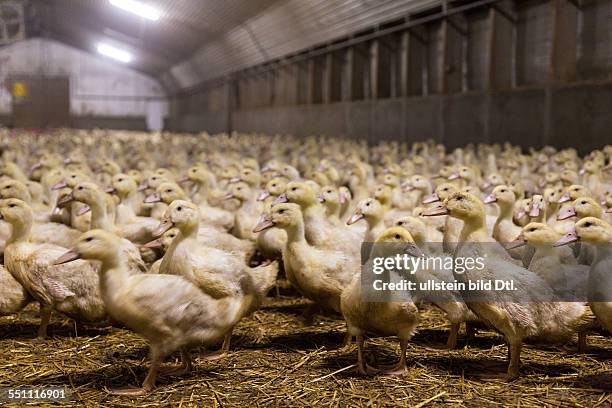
(0, 129), (611, 395)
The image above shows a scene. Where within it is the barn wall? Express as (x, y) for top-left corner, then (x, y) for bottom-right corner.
(0, 38), (167, 129)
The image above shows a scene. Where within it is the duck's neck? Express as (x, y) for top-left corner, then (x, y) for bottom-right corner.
(458, 215), (488, 243)
(193, 180), (209, 205)
(89, 199), (114, 231)
(99, 255), (129, 299)
(7, 218), (32, 244)
(493, 202), (513, 240)
(285, 222), (306, 244)
(119, 191), (138, 217)
(365, 215), (384, 240)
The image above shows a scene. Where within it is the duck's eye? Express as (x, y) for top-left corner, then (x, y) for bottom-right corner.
(237, 188), (242, 191)
(584, 222), (592, 227)
(291, 187), (297, 191)
(501, 189), (506, 193)
(166, 190), (172, 193)
(85, 237), (93, 242)
(278, 209), (285, 214)
(394, 234), (401, 239)
(327, 190), (332, 194)
(457, 196), (463, 201)
(9, 204), (15, 208)
(366, 202), (370, 206)
(530, 228), (536, 232)
(272, 184), (277, 187)
(177, 207), (182, 211)
(443, 188), (448, 191)
(118, 179), (124, 182)
(581, 201), (586, 205)
(78, 186), (83, 190)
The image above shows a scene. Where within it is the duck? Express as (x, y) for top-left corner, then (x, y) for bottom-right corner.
(483, 185), (523, 260)
(59, 182), (147, 274)
(144, 182), (255, 263)
(554, 217), (612, 333)
(254, 203), (357, 314)
(54, 229), (249, 395)
(275, 181), (362, 257)
(143, 228), (179, 274)
(156, 200), (278, 358)
(393, 217), (479, 348)
(318, 185), (344, 226)
(340, 227), (419, 375)
(0, 179), (82, 247)
(508, 223), (587, 302)
(425, 191), (594, 379)
(1, 198), (107, 338)
(225, 182), (260, 241)
(346, 198), (386, 244)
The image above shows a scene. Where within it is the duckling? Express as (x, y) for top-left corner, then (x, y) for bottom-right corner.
(426, 192), (593, 379)
(254, 203), (357, 314)
(0, 179), (82, 247)
(316, 186), (341, 225)
(54, 230), (249, 395)
(59, 182), (147, 274)
(422, 183), (461, 252)
(156, 200), (278, 358)
(1, 199), (106, 338)
(347, 198), (386, 244)
(275, 181), (362, 257)
(225, 182), (260, 241)
(402, 174), (433, 208)
(393, 216), (478, 348)
(554, 217), (612, 333)
(144, 182), (254, 262)
(341, 227), (419, 375)
(108, 174), (158, 244)
(483, 185), (523, 261)
(508, 223), (586, 301)
(143, 228), (179, 274)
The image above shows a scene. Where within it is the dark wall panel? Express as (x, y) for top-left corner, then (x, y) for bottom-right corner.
(443, 93), (487, 149)
(403, 96), (441, 142)
(549, 83), (612, 150)
(489, 88), (546, 148)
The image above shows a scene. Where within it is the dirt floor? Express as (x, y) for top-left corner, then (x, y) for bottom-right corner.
(0, 297), (610, 407)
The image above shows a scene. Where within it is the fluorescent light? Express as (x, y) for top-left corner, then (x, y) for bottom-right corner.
(97, 43), (132, 63)
(109, 0), (160, 21)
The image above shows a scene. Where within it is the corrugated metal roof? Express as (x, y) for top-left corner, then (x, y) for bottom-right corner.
(30, 0), (443, 91)
(168, 0), (441, 89)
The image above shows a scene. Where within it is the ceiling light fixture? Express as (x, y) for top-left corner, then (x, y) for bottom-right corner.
(109, 0), (160, 21)
(97, 43), (132, 63)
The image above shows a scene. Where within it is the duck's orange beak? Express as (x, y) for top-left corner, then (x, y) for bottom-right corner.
(257, 190), (270, 201)
(143, 237), (163, 249)
(153, 220), (174, 237)
(558, 192), (571, 203)
(553, 230), (579, 247)
(448, 173), (460, 181)
(422, 204), (449, 216)
(557, 206), (576, 220)
(53, 248), (81, 265)
(104, 186), (116, 194)
(52, 180), (68, 190)
(422, 192), (440, 204)
(483, 194), (497, 204)
(274, 193), (288, 205)
(253, 213), (274, 233)
(506, 234), (526, 249)
(77, 205), (91, 216)
(57, 192), (74, 208)
(137, 182), (149, 192)
(347, 210), (363, 225)
(529, 203), (541, 217)
(144, 192), (162, 203)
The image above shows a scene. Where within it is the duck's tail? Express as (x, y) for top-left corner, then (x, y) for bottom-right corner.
(250, 260), (279, 298)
